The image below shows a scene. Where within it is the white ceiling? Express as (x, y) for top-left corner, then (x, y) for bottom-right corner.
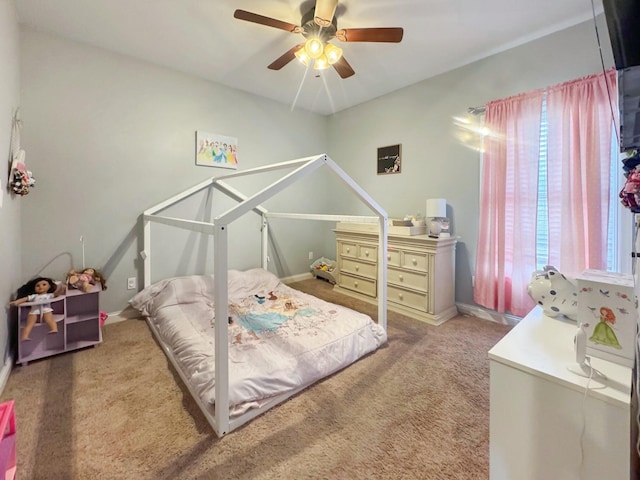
(15, 0), (604, 116)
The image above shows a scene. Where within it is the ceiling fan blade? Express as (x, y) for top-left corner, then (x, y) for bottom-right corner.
(336, 27), (404, 43)
(234, 9), (301, 33)
(314, 0), (338, 27)
(268, 44), (304, 70)
(332, 56), (355, 79)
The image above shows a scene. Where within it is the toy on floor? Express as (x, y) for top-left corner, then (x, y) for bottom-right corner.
(10, 277), (65, 340)
(66, 268), (108, 292)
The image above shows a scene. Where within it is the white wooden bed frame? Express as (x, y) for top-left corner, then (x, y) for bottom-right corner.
(140, 153), (388, 436)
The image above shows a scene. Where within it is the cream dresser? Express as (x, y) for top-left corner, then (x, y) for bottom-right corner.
(333, 222), (457, 325)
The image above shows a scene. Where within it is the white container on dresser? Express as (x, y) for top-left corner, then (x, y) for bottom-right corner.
(333, 222), (457, 325)
(488, 306), (637, 480)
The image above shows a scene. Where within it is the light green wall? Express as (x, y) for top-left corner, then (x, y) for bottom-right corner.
(326, 16), (614, 306)
(0, 0), (22, 379)
(16, 15), (615, 315)
(19, 30), (331, 313)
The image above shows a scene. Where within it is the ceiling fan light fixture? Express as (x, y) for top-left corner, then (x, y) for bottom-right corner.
(233, 4), (405, 80)
(314, 0), (338, 27)
(323, 43), (342, 64)
(294, 47), (311, 66)
(313, 54), (330, 71)
(304, 37), (324, 59)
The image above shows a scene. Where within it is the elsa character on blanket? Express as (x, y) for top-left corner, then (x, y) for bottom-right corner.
(229, 292), (317, 344)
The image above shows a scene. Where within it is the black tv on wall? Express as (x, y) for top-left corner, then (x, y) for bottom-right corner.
(602, 0), (640, 151)
(602, 0), (640, 70)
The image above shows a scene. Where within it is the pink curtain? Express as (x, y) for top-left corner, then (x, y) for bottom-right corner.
(474, 91), (543, 317)
(474, 69), (618, 317)
(546, 69), (618, 274)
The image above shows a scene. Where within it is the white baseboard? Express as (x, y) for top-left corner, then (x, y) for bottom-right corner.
(104, 315), (131, 326)
(456, 302), (521, 326)
(105, 307), (141, 325)
(108, 278), (518, 329)
(107, 273), (314, 323)
(281, 272), (314, 284)
(279, 279), (520, 327)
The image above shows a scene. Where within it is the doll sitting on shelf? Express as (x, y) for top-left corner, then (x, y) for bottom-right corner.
(10, 277), (65, 340)
(66, 268), (108, 293)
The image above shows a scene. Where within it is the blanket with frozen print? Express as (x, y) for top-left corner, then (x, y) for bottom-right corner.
(130, 268), (386, 416)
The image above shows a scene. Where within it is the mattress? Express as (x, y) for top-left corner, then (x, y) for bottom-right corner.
(129, 268), (387, 417)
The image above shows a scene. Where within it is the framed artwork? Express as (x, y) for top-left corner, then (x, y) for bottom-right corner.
(195, 131), (238, 169)
(377, 144), (401, 174)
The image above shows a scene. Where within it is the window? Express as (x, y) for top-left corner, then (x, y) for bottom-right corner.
(474, 69), (623, 317)
(534, 96), (630, 273)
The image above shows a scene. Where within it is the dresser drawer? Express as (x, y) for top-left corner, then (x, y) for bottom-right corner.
(387, 267), (428, 291)
(388, 285), (428, 312)
(339, 273), (377, 298)
(401, 251), (429, 272)
(386, 249), (401, 267)
(357, 244), (377, 261)
(341, 258), (377, 279)
(339, 241), (358, 258)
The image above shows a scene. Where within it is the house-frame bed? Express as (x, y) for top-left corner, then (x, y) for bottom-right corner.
(139, 153), (388, 436)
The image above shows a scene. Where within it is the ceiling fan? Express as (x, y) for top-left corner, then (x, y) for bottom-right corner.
(233, 0), (404, 79)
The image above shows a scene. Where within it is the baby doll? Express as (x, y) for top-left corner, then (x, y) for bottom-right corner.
(67, 268), (108, 292)
(10, 277), (65, 340)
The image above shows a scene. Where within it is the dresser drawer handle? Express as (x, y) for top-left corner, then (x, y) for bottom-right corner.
(398, 293), (404, 300)
(346, 247), (351, 253)
(355, 265), (359, 272)
(399, 275), (404, 282)
(412, 258), (417, 266)
(364, 250), (369, 257)
(387, 254), (391, 261)
(354, 281), (359, 288)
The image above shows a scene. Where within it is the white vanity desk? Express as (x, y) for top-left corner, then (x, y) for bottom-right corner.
(488, 306), (637, 480)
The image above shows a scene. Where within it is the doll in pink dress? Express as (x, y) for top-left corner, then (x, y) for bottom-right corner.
(66, 268), (108, 293)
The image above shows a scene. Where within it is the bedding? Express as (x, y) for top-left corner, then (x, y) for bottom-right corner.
(129, 268), (386, 417)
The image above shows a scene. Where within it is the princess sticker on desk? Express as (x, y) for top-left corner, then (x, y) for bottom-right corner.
(588, 306), (622, 349)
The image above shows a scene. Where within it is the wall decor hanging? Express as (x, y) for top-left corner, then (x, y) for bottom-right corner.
(195, 131), (238, 169)
(377, 144), (401, 174)
(9, 109), (35, 196)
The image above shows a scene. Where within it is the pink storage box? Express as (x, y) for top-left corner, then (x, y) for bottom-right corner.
(0, 400), (16, 480)
(576, 269), (638, 367)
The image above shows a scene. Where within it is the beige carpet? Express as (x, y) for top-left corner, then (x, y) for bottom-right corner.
(0, 278), (510, 480)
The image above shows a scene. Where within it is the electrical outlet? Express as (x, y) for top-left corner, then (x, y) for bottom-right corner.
(308, 251), (314, 260)
(127, 277), (137, 290)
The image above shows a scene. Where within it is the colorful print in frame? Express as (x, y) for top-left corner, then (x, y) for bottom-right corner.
(196, 131), (238, 169)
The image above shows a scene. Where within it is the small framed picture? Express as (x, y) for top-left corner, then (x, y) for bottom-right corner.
(195, 131), (238, 169)
(377, 144), (401, 175)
